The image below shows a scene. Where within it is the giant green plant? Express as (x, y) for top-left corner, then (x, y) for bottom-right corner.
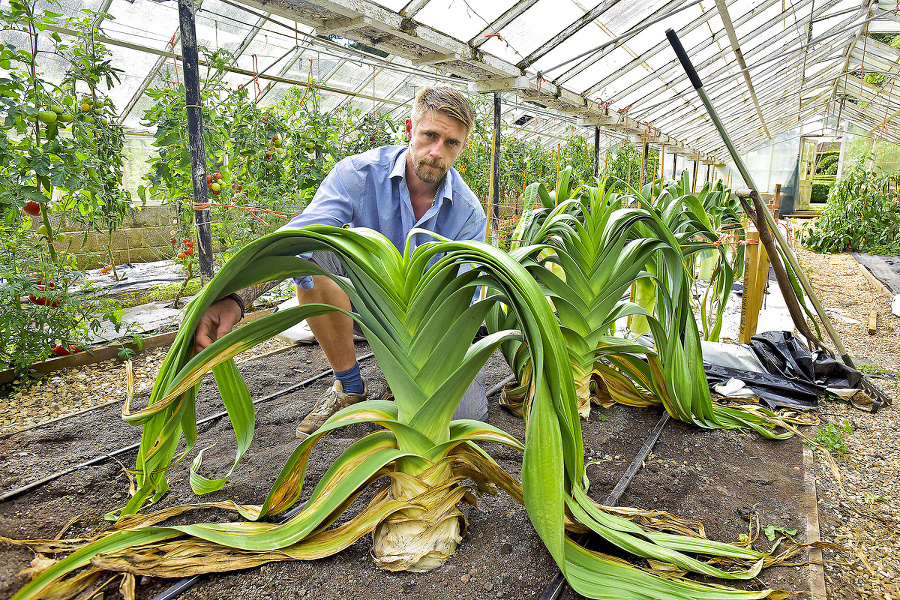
(631, 173), (743, 342)
(492, 173), (789, 438)
(11, 226), (788, 600)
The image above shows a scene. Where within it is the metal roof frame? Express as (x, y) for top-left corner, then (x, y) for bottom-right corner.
(8, 0), (900, 162)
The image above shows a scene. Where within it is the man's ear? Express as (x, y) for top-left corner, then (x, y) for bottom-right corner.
(405, 118), (412, 141)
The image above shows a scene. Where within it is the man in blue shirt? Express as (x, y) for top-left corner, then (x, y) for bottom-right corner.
(195, 85), (487, 436)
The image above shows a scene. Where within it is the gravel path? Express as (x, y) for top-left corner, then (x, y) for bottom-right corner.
(0, 336), (292, 436)
(794, 248), (900, 600)
(2, 249), (899, 600)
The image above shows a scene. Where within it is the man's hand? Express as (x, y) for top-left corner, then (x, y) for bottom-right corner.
(194, 297), (242, 353)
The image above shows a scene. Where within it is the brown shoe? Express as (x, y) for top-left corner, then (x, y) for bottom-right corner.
(295, 380), (367, 438)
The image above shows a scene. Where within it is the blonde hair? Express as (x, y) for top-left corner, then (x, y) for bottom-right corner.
(411, 85), (474, 134)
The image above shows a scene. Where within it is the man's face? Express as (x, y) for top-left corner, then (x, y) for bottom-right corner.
(408, 110), (468, 184)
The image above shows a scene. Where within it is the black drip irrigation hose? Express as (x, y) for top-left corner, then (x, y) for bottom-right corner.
(537, 411), (671, 600)
(0, 353), (375, 503)
(149, 371), (519, 600)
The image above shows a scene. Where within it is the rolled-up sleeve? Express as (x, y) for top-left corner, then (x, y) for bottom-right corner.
(282, 158), (359, 288)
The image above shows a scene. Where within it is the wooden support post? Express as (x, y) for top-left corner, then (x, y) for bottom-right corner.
(659, 144), (666, 188)
(491, 92), (501, 246)
(772, 183), (782, 219)
(593, 126), (600, 179)
(738, 229), (769, 344)
(672, 152), (677, 179)
(640, 134), (648, 190)
(691, 152), (700, 195)
(868, 309), (878, 335)
(178, 0), (214, 283)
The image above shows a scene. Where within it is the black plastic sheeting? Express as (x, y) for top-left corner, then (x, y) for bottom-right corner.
(705, 331), (863, 411)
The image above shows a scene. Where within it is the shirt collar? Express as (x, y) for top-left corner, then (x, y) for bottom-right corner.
(394, 148), (454, 205)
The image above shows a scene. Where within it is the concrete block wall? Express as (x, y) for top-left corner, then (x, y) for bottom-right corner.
(49, 204), (178, 269)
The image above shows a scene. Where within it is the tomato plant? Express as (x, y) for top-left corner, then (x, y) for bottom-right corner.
(0, 1), (137, 376)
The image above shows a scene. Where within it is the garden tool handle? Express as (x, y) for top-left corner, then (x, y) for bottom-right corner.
(665, 29), (703, 90)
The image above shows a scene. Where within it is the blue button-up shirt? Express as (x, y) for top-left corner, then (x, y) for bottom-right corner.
(280, 145), (487, 288)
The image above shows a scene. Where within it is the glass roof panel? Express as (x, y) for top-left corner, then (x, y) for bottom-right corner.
(733, 2), (785, 42)
(494, 0), (589, 60)
(530, 23), (613, 80)
(288, 52), (341, 84)
(191, 0), (252, 55)
(415, 0), (519, 43)
(370, 67), (405, 97)
(323, 60), (372, 91)
(102, 44), (159, 109)
(599, 0), (670, 31)
(105, 0), (178, 52)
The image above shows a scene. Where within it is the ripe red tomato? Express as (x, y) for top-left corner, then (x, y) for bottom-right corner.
(185, 241), (194, 248)
(184, 247), (194, 256)
(206, 174), (213, 184)
(177, 252), (186, 259)
(24, 200), (40, 216)
(215, 173), (222, 180)
(51, 344), (71, 357)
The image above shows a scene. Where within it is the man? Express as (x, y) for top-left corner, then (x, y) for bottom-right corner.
(194, 85), (488, 437)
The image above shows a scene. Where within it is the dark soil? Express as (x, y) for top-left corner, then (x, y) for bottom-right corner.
(0, 343), (813, 600)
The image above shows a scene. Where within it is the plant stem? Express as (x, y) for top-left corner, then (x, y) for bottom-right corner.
(39, 205), (59, 263)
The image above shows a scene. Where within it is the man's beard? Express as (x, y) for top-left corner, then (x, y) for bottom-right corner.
(412, 154), (449, 184)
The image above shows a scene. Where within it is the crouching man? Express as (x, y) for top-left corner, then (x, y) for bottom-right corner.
(194, 85), (488, 437)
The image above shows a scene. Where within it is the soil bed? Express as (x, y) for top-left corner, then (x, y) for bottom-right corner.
(1, 341), (813, 600)
(3, 249), (899, 600)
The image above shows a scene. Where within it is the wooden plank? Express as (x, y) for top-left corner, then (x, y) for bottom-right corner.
(739, 229), (769, 344)
(0, 331), (177, 386)
(868, 309), (878, 335)
(0, 308), (275, 385)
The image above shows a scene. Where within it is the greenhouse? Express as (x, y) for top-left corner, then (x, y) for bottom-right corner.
(1, 0), (899, 599)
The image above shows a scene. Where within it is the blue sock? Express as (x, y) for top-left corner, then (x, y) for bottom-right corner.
(334, 363), (364, 395)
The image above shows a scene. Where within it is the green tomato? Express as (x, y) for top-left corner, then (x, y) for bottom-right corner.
(38, 224), (48, 236)
(51, 105), (65, 114)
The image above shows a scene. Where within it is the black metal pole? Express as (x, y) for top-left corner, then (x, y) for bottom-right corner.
(593, 126), (600, 178)
(178, 0), (214, 283)
(492, 92), (501, 245)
